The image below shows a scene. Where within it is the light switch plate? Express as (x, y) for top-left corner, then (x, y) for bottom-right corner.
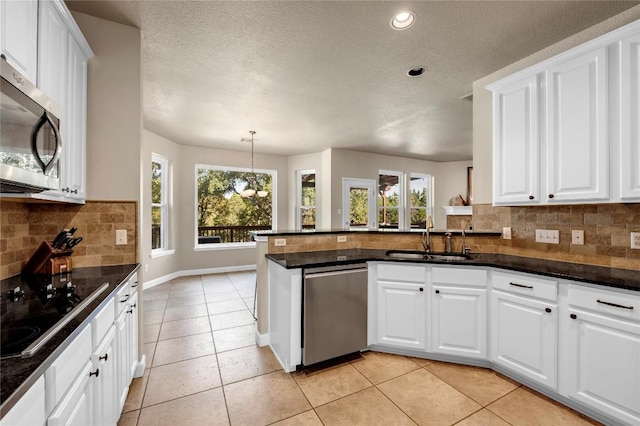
(502, 227), (511, 240)
(115, 229), (127, 245)
(631, 232), (640, 249)
(337, 235), (347, 243)
(274, 238), (286, 247)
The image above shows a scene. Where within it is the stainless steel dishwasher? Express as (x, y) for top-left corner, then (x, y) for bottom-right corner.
(303, 263), (368, 366)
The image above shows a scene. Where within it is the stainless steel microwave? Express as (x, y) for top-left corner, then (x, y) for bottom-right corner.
(1, 57), (62, 193)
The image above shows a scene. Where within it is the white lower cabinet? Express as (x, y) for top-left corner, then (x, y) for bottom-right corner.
(1, 375), (45, 426)
(374, 263), (427, 351)
(115, 290), (138, 412)
(490, 271), (558, 389)
(92, 326), (117, 426)
(565, 284), (640, 425)
(431, 267), (487, 359)
(47, 361), (94, 426)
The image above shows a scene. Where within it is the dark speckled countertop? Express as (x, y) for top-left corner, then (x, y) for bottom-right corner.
(0, 264), (140, 416)
(266, 249), (640, 292)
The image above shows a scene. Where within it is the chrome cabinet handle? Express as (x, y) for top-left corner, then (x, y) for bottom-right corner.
(597, 299), (634, 310)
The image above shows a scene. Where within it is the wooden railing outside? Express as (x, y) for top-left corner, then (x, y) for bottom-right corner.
(198, 225), (272, 243)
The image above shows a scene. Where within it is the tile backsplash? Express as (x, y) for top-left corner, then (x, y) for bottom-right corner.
(268, 203), (640, 271)
(1, 200), (137, 279)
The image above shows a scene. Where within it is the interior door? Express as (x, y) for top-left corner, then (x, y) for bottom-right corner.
(342, 178), (376, 230)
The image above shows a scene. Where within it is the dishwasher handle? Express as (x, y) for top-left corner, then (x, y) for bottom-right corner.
(305, 267), (367, 280)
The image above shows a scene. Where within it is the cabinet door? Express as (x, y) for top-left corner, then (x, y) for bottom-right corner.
(115, 309), (129, 413)
(2, 375), (45, 426)
(0, 0), (38, 83)
(566, 309), (640, 425)
(92, 327), (117, 426)
(127, 292), (139, 379)
(432, 286), (486, 359)
(377, 281), (426, 350)
(47, 361), (94, 426)
(491, 290), (557, 389)
(61, 35), (87, 201)
(619, 32), (640, 200)
(37, 0), (67, 107)
(546, 47), (608, 202)
(493, 74), (540, 204)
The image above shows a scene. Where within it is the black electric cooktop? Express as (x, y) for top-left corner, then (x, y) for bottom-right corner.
(0, 273), (108, 358)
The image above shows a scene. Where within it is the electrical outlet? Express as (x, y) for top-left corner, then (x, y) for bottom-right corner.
(115, 229), (127, 245)
(274, 238), (286, 247)
(535, 229), (545, 243)
(631, 232), (640, 249)
(572, 230), (584, 245)
(337, 235), (347, 243)
(337, 255), (347, 261)
(502, 227), (511, 240)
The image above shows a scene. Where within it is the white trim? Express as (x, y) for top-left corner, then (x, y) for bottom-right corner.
(143, 264), (256, 290)
(378, 169), (405, 229)
(193, 242), (255, 251)
(255, 327), (269, 347)
(150, 249), (175, 258)
(133, 355), (146, 378)
(295, 169), (316, 231)
(342, 177), (377, 230)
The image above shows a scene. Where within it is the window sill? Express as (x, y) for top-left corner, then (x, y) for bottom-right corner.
(150, 249), (175, 258)
(193, 242), (256, 251)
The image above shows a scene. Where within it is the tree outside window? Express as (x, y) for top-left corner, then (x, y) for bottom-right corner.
(378, 171), (403, 229)
(410, 173), (434, 228)
(297, 171), (316, 230)
(151, 155), (169, 251)
(196, 165), (276, 244)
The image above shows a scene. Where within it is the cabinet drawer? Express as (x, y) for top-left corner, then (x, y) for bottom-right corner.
(45, 324), (91, 414)
(378, 263), (426, 283)
(92, 297), (115, 350)
(114, 281), (131, 316)
(569, 284), (640, 322)
(432, 267), (487, 287)
(492, 270), (557, 302)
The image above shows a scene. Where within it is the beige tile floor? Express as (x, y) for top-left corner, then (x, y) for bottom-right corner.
(118, 271), (600, 426)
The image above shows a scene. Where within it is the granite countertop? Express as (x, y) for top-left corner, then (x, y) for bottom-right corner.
(266, 249), (640, 292)
(252, 229), (502, 237)
(0, 264), (140, 415)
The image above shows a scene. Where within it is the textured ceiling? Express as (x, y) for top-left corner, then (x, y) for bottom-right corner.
(66, 1), (638, 161)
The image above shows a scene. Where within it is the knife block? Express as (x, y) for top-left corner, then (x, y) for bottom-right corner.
(24, 241), (73, 275)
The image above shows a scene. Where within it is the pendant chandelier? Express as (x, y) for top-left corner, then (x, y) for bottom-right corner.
(240, 131), (268, 198)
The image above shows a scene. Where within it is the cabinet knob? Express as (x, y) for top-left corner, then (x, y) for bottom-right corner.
(126, 309), (133, 314)
(89, 369), (100, 378)
(99, 353), (108, 362)
(570, 313), (577, 319)
(419, 288), (424, 292)
(529, 195), (534, 200)
(548, 194), (554, 199)
(131, 303), (137, 308)
(545, 307), (552, 313)
(435, 289), (440, 294)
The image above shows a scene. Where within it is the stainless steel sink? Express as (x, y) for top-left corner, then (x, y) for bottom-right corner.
(385, 250), (472, 262)
(385, 250), (428, 259)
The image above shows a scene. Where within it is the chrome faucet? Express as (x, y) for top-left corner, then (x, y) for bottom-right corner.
(461, 220), (470, 255)
(422, 216), (434, 252)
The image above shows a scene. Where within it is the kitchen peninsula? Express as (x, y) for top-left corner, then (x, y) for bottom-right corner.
(256, 229), (640, 426)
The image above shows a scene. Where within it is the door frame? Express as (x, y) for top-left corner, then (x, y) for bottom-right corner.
(342, 178), (377, 230)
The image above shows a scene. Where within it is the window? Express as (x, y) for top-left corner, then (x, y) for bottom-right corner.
(296, 170), (316, 231)
(378, 171), (404, 229)
(196, 165), (276, 245)
(409, 173), (434, 228)
(151, 154), (169, 252)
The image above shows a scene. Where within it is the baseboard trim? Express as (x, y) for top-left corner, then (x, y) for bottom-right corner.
(143, 264), (256, 290)
(255, 327), (269, 347)
(133, 355), (146, 378)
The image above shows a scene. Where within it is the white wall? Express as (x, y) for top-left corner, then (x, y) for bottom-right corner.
(435, 160), (473, 227)
(72, 12), (141, 202)
(472, 6), (640, 204)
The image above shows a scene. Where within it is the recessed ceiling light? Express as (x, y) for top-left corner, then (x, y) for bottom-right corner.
(391, 11), (415, 30)
(407, 66), (426, 77)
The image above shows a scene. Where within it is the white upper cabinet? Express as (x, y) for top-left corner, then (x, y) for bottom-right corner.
(0, 0), (38, 83)
(618, 32), (640, 200)
(492, 75), (540, 204)
(37, 0), (68, 108)
(546, 47), (608, 202)
(489, 20), (640, 206)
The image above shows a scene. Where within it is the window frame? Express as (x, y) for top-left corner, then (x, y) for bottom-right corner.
(408, 172), (434, 229)
(194, 164), (277, 250)
(378, 170), (405, 230)
(151, 154), (170, 255)
(295, 169), (316, 231)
